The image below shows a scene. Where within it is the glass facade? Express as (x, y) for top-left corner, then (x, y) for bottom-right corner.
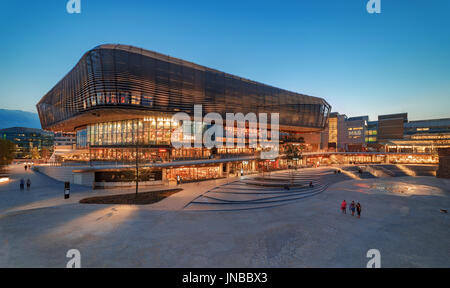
(165, 166), (221, 182)
(84, 116), (279, 149)
(87, 117), (178, 147)
(83, 116), (213, 147)
(0, 127), (54, 159)
(404, 119), (450, 136)
(366, 121), (378, 144)
(365, 130), (377, 143)
(76, 129), (87, 148)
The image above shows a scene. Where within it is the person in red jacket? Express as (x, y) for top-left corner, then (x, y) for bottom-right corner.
(341, 200), (347, 214)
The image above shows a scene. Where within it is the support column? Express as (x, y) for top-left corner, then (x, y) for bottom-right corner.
(219, 163), (223, 177)
(226, 163), (231, 177)
(162, 168), (167, 181)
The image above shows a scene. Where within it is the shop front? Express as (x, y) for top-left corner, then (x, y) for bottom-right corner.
(165, 165), (222, 182)
(258, 159), (280, 171)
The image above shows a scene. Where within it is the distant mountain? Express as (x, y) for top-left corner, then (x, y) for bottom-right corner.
(0, 109), (41, 129)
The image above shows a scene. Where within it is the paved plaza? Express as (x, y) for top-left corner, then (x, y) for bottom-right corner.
(0, 164), (449, 267)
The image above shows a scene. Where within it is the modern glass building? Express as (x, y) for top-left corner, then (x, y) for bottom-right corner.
(366, 121), (378, 144)
(404, 118), (450, 136)
(377, 113), (408, 141)
(0, 127), (54, 159)
(37, 44), (331, 182)
(37, 44), (330, 132)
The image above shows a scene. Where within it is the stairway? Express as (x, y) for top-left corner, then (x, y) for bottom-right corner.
(184, 168), (346, 211)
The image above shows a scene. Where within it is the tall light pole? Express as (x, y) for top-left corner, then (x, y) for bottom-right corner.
(135, 120), (139, 197)
(89, 142), (92, 167)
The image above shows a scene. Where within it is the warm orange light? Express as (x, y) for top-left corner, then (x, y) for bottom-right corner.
(340, 169), (360, 179)
(396, 164), (416, 176)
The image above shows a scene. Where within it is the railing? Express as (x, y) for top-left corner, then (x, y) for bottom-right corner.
(37, 153), (260, 168)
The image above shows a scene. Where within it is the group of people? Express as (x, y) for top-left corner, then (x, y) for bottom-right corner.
(21, 164), (32, 190)
(20, 178), (32, 190)
(341, 200), (362, 218)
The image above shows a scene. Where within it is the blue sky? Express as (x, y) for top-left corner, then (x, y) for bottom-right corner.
(0, 0), (449, 121)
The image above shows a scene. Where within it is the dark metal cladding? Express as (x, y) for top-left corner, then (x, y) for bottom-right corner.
(37, 44), (331, 131)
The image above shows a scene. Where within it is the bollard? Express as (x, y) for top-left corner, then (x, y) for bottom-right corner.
(64, 182), (70, 199)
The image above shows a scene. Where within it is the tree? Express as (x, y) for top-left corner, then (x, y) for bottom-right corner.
(31, 147), (40, 160)
(41, 147), (51, 161)
(0, 139), (15, 166)
(284, 144), (303, 160)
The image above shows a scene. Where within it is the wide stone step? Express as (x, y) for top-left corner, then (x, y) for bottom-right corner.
(185, 185), (329, 211)
(211, 183), (321, 194)
(198, 185), (327, 203)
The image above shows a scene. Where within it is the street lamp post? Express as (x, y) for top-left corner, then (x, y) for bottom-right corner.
(135, 120), (139, 197)
(89, 142), (92, 167)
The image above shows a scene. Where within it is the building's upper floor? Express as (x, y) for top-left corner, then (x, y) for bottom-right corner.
(404, 118), (450, 135)
(0, 127), (54, 143)
(37, 44), (331, 133)
(0, 127), (55, 158)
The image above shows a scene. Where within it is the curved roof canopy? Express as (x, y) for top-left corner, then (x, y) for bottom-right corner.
(37, 44), (331, 132)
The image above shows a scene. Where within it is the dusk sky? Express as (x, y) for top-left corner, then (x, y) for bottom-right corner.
(0, 0), (449, 121)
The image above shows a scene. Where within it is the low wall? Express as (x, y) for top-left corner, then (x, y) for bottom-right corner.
(437, 148), (450, 179)
(34, 165), (95, 187)
(34, 165), (167, 188)
(74, 171), (95, 186)
(34, 166), (76, 183)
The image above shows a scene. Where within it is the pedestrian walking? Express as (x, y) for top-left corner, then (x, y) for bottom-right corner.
(309, 181), (314, 188)
(341, 200), (347, 214)
(20, 178), (25, 190)
(350, 201), (356, 216)
(26, 179), (31, 190)
(356, 202), (362, 218)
